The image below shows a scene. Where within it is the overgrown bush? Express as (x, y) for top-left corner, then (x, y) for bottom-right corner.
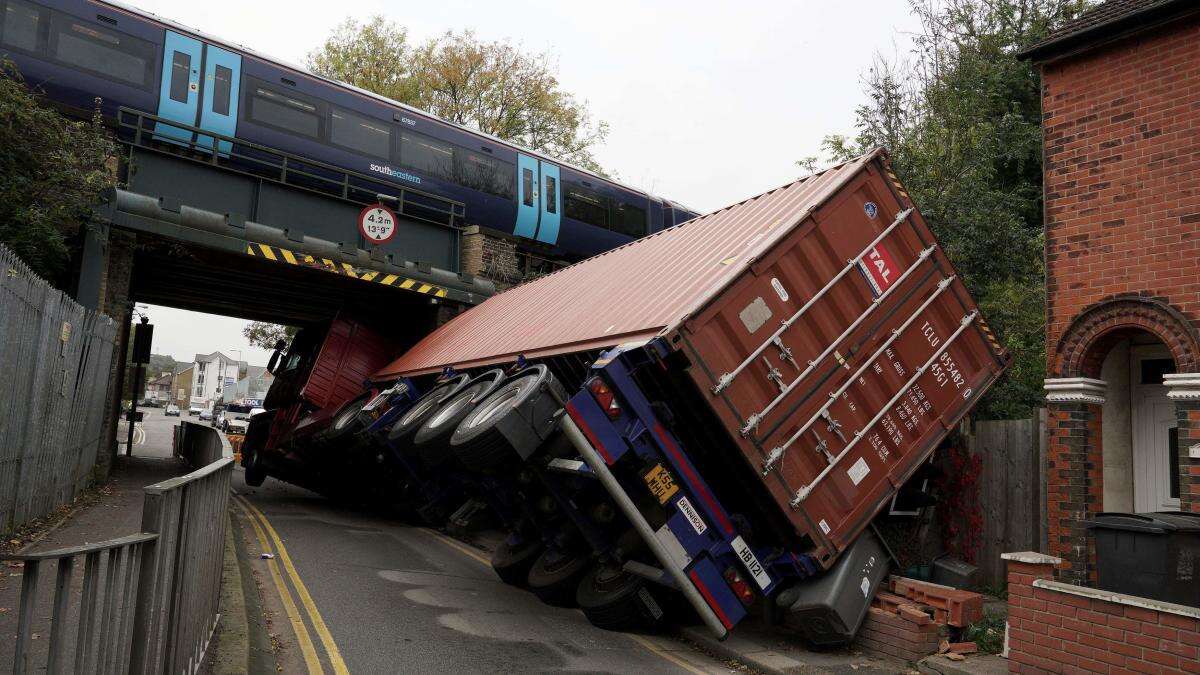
(0, 59), (116, 283)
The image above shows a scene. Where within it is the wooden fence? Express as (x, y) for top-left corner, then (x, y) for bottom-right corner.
(963, 410), (1048, 588)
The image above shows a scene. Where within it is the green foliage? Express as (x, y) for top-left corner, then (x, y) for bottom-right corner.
(307, 17), (608, 174)
(242, 322), (297, 351)
(820, 0), (1090, 419)
(963, 608), (1008, 654)
(0, 60), (116, 282)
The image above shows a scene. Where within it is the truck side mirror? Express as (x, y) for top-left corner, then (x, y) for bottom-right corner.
(267, 347), (283, 375)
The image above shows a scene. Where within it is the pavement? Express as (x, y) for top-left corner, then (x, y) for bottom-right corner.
(0, 407), (191, 669)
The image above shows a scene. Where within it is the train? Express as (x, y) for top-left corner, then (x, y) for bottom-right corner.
(0, 0), (699, 260)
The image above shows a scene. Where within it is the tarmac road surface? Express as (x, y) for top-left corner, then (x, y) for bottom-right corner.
(232, 468), (745, 674)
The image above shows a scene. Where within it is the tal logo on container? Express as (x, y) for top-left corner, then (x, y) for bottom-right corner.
(858, 245), (898, 297)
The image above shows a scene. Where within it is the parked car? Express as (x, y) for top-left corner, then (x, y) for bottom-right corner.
(165, 405), (181, 417)
(198, 409), (213, 421)
(188, 405), (203, 416)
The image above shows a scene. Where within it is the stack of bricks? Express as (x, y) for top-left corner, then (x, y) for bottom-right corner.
(855, 576), (984, 664)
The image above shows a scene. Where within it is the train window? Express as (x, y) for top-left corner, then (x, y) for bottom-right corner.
(521, 168), (534, 207)
(330, 107), (390, 159)
(399, 131), (454, 180)
(248, 84), (321, 139)
(168, 51), (190, 103)
(611, 201), (647, 238)
(457, 149), (514, 199)
(545, 176), (557, 214)
(1, 0), (43, 52)
(212, 64), (232, 115)
(564, 185), (608, 228)
(50, 13), (154, 88)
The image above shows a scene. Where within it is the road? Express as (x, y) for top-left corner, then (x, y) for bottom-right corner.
(118, 405), (194, 458)
(232, 469), (743, 674)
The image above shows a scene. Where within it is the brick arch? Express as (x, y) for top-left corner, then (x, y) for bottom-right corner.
(1053, 295), (1200, 378)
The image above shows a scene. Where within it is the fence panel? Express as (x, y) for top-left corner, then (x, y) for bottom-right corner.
(967, 415), (1043, 587)
(0, 244), (118, 534)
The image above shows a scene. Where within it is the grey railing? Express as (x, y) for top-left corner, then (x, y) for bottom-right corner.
(0, 244), (119, 534)
(2, 423), (232, 674)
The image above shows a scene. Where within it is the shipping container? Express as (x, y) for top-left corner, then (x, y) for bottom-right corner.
(374, 148), (1008, 564)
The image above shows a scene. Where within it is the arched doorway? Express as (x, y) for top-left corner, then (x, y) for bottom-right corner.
(1044, 296), (1200, 582)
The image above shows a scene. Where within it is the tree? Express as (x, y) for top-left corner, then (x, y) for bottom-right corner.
(243, 322), (298, 351)
(307, 18), (608, 173)
(0, 60), (116, 282)
(817, 0), (1089, 419)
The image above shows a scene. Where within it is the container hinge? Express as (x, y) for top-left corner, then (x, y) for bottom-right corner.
(773, 336), (798, 370)
(741, 413), (762, 437)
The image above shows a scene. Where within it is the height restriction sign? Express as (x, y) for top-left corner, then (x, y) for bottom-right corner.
(358, 204), (397, 244)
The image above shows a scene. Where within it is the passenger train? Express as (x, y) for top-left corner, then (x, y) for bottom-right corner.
(0, 0), (699, 260)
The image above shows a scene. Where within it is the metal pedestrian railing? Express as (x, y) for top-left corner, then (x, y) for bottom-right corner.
(2, 423), (233, 674)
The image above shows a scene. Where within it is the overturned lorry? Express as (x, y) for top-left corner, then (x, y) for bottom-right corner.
(244, 148), (1008, 640)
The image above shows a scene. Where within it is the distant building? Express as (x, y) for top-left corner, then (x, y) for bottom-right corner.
(190, 352), (246, 410)
(173, 365), (193, 408)
(143, 371), (173, 402)
(227, 365), (273, 405)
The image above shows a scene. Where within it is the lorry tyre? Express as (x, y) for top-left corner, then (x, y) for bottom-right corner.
(413, 369), (506, 467)
(576, 563), (668, 632)
(244, 448), (266, 487)
(387, 374), (470, 449)
(527, 548), (591, 607)
(490, 535), (543, 587)
(323, 393), (373, 445)
(450, 365), (564, 472)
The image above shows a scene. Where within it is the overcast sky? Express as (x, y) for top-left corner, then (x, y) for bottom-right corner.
(133, 0), (918, 364)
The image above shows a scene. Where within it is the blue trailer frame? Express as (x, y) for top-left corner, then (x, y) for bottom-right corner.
(555, 340), (825, 638)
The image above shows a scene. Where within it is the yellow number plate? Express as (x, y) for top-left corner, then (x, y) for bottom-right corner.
(643, 464), (679, 504)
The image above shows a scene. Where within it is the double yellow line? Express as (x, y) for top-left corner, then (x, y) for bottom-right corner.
(233, 494), (349, 675)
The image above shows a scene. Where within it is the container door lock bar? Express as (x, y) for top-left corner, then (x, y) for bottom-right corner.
(790, 310), (978, 507)
(712, 208), (914, 395)
(759, 275), (956, 475)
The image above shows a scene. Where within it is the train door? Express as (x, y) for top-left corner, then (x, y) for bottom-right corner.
(156, 31), (201, 144)
(535, 162), (561, 244)
(197, 45), (241, 153)
(156, 31), (241, 152)
(514, 153), (540, 238)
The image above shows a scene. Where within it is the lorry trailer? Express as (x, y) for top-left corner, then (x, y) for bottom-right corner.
(369, 148), (1009, 638)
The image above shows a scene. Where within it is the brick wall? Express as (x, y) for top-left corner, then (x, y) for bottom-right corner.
(1042, 16), (1200, 369)
(1176, 400), (1200, 512)
(1005, 552), (1200, 674)
(1046, 402), (1104, 584)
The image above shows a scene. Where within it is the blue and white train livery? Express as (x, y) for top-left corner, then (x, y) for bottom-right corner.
(0, 0), (699, 260)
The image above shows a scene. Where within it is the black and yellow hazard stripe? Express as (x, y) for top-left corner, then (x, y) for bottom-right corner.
(883, 164), (911, 201)
(244, 242), (449, 298)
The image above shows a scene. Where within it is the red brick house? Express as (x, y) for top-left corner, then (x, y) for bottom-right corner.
(1022, 0), (1200, 585)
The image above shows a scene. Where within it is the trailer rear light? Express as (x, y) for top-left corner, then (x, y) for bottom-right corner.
(723, 566), (756, 607)
(587, 377), (622, 419)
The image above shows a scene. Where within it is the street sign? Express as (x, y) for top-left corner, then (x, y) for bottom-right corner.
(358, 204), (397, 244)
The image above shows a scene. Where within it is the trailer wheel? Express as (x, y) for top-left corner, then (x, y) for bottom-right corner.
(413, 369), (506, 467)
(387, 375), (470, 449)
(490, 535), (543, 587)
(527, 548), (591, 607)
(451, 365), (563, 472)
(576, 563), (669, 632)
(322, 393), (373, 445)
